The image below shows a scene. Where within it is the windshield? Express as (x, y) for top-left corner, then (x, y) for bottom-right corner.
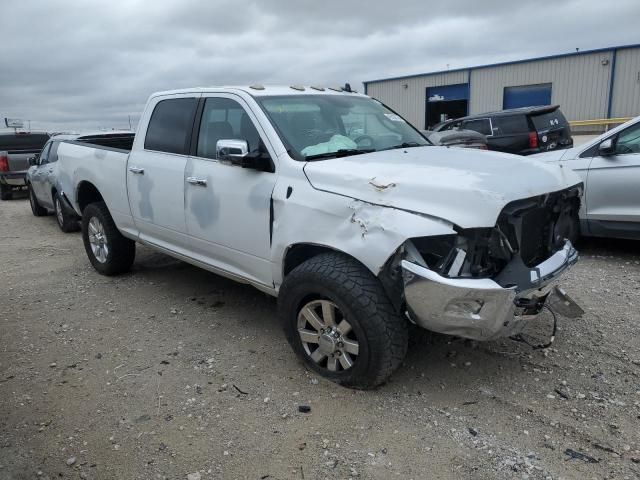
(256, 95), (429, 160)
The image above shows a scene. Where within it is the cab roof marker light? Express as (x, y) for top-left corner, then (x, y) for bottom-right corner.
(310, 86), (325, 91)
(290, 85), (305, 91)
(249, 84), (265, 90)
(328, 86), (344, 92)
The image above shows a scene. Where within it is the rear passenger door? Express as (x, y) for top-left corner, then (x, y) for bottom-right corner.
(127, 94), (199, 253)
(184, 94), (277, 287)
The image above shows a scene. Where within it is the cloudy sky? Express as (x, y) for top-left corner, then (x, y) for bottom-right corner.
(1, 0), (639, 132)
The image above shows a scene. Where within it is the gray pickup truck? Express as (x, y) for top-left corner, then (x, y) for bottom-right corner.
(0, 132), (50, 200)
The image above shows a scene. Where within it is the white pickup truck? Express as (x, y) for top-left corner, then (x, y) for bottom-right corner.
(56, 86), (583, 388)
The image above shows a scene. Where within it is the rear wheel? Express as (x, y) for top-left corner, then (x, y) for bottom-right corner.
(28, 184), (47, 216)
(279, 252), (408, 389)
(54, 192), (80, 232)
(81, 202), (135, 275)
(0, 183), (13, 201)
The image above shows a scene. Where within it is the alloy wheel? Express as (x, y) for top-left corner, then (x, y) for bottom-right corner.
(88, 217), (109, 263)
(297, 299), (360, 372)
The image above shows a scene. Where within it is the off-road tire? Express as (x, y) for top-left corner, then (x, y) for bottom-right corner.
(0, 183), (13, 201)
(28, 184), (47, 216)
(54, 192), (80, 233)
(82, 201), (135, 275)
(279, 252), (408, 389)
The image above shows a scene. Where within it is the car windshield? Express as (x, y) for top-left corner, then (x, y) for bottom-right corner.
(256, 95), (429, 160)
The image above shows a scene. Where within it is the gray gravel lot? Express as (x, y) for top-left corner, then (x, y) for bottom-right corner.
(1, 195), (639, 480)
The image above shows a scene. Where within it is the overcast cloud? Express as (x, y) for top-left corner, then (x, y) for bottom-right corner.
(1, 0), (638, 132)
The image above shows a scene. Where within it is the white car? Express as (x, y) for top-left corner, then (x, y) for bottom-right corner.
(533, 116), (640, 240)
(54, 86), (582, 388)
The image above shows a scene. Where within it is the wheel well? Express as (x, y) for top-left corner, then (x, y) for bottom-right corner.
(283, 244), (338, 276)
(77, 182), (104, 213)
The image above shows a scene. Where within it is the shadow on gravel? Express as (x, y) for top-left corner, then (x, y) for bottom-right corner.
(576, 236), (640, 257)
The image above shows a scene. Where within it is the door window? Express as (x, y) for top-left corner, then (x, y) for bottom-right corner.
(196, 97), (261, 159)
(492, 115), (529, 135)
(144, 98), (197, 155)
(615, 123), (640, 155)
(462, 118), (492, 136)
(38, 142), (52, 164)
(48, 141), (61, 163)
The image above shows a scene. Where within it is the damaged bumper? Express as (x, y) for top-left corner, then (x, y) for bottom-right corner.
(401, 240), (580, 341)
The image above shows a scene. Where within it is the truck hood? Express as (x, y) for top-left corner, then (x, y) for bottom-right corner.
(303, 146), (582, 228)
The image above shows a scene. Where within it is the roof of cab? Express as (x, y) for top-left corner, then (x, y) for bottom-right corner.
(149, 85), (367, 98)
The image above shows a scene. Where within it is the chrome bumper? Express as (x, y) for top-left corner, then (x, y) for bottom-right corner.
(401, 241), (579, 341)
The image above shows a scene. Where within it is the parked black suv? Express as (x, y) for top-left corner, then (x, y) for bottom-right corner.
(432, 105), (573, 155)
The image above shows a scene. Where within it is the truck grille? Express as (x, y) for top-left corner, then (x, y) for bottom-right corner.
(497, 186), (581, 267)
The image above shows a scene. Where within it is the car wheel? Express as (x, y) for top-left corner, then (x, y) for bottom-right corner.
(28, 184), (47, 216)
(54, 192), (80, 232)
(81, 201), (135, 275)
(0, 183), (13, 201)
(278, 252), (408, 389)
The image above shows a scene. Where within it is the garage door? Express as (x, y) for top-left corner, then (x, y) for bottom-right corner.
(503, 83), (552, 109)
(425, 83), (469, 128)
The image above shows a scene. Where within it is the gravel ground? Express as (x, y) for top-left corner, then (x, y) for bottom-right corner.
(1, 195), (639, 480)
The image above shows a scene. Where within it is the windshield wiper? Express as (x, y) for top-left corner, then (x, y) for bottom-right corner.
(384, 142), (425, 150)
(304, 148), (375, 161)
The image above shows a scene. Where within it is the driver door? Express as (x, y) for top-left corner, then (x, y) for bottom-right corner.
(31, 141), (52, 205)
(184, 94), (277, 287)
(586, 121), (640, 229)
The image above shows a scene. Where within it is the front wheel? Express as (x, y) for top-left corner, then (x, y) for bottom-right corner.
(28, 184), (47, 216)
(81, 202), (135, 275)
(278, 252), (408, 389)
(54, 192), (80, 232)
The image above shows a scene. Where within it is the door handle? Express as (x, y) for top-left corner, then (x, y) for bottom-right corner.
(128, 166), (144, 174)
(186, 176), (207, 186)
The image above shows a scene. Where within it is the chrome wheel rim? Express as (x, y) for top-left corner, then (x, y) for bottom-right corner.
(297, 299), (359, 372)
(88, 217), (108, 263)
(55, 198), (64, 226)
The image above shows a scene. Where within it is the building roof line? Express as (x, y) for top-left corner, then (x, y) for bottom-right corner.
(363, 43), (640, 85)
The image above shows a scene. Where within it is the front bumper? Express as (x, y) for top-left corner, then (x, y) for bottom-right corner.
(401, 240), (579, 341)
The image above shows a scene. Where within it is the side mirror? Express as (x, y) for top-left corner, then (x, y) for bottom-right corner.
(598, 138), (615, 156)
(216, 139), (272, 172)
(216, 139), (249, 162)
(28, 156), (38, 166)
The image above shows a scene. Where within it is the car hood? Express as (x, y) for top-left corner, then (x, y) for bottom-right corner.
(303, 146), (582, 228)
(529, 147), (577, 162)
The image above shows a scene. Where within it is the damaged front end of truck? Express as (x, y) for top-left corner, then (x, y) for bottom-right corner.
(383, 185), (584, 341)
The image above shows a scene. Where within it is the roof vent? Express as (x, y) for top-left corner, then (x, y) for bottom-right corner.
(290, 85), (305, 91)
(249, 84), (265, 90)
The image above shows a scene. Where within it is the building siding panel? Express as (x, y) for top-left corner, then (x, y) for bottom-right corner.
(611, 48), (640, 118)
(366, 70), (468, 129)
(468, 51), (613, 121)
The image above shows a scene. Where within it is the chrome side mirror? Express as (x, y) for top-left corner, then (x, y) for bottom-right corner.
(598, 138), (615, 156)
(216, 139), (248, 163)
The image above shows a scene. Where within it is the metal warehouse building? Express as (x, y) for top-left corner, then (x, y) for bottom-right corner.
(364, 44), (640, 131)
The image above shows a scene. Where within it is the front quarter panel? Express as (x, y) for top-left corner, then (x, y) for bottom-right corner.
(270, 161), (456, 289)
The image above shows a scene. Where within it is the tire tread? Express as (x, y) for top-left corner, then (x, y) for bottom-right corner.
(279, 252), (408, 389)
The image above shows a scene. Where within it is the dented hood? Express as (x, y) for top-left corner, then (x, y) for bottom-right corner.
(303, 146), (581, 228)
